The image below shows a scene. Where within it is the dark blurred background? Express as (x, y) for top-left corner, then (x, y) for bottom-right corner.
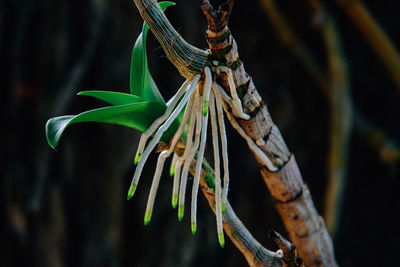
(2, 0), (400, 266)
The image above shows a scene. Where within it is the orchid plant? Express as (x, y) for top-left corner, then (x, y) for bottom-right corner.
(45, 1), (260, 248)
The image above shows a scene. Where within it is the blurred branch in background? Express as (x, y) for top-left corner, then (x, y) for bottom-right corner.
(307, 0), (352, 238)
(259, 0), (400, 238)
(354, 110), (400, 165)
(336, 0), (400, 96)
(52, 0), (107, 116)
(32, 0), (108, 213)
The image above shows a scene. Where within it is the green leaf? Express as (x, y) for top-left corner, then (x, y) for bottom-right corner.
(78, 90), (143, 106)
(129, 1), (175, 103)
(158, 1), (175, 10)
(46, 101), (166, 149)
(45, 2), (181, 150)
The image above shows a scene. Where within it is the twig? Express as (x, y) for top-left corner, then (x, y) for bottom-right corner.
(336, 0), (400, 94)
(188, 158), (284, 267)
(31, 0), (107, 212)
(267, 230), (304, 267)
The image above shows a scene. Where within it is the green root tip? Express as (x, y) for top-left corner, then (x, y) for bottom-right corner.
(222, 203), (226, 214)
(191, 223), (197, 235)
(218, 232), (225, 248)
(134, 153), (141, 165)
(144, 211), (152, 225)
(178, 205), (184, 222)
(127, 183), (137, 200)
(172, 194), (178, 209)
(203, 101), (209, 116)
(169, 166), (175, 177)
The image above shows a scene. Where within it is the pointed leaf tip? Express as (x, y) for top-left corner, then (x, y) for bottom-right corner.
(45, 115), (76, 149)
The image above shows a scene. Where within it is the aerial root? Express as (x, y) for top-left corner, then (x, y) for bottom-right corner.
(129, 66), (240, 247)
(210, 90), (225, 248)
(134, 78), (192, 165)
(216, 66), (250, 120)
(177, 90), (200, 221)
(127, 74), (200, 200)
(212, 83), (230, 213)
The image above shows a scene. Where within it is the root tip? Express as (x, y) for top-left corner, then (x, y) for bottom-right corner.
(178, 205), (184, 221)
(218, 232), (225, 248)
(127, 183), (137, 200)
(172, 194), (178, 209)
(191, 223), (197, 235)
(134, 153), (141, 165)
(144, 211), (152, 225)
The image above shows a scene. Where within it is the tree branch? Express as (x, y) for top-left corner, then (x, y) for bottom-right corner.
(202, 0), (338, 265)
(188, 159), (284, 267)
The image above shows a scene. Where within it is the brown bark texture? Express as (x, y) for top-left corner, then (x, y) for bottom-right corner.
(201, 1), (338, 266)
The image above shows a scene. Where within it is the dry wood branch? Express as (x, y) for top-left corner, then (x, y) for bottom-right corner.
(267, 230), (304, 267)
(174, 140), (285, 266)
(188, 159), (283, 267)
(336, 0), (400, 94)
(202, 1), (338, 265)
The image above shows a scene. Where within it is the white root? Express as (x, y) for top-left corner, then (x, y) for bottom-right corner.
(169, 153), (179, 177)
(127, 74), (201, 199)
(190, 67), (212, 234)
(210, 90), (225, 247)
(217, 66), (250, 120)
(222, 102), (279, 172)
(165, 84), (196, 158)
(178, 93), (202, 220)
(144, 150), (168, 225)
(215, 82), (242, 118)
(134, 78), (192, 164)
(212, 83), (230, 212)
(172, 157), (184, 208)
(202, 67), (213, 116)
(177, 91), (200, 221)
(169, 91), (197, 208)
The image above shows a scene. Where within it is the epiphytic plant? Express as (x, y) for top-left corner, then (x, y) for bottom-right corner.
(46, 1), (259, 248)
(47, 0), (338, 266)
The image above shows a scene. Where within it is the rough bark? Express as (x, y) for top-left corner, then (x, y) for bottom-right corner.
(189, 160), (283, 267)
(202, 1), (338, 266)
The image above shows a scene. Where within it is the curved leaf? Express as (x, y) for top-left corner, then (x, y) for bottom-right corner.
(129, 1), (175, 103)
(46, 101), (166, 149)
(78, 90), (143, 106)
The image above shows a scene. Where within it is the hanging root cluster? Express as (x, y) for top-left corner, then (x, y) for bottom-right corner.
(127, 65), (250, 248)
